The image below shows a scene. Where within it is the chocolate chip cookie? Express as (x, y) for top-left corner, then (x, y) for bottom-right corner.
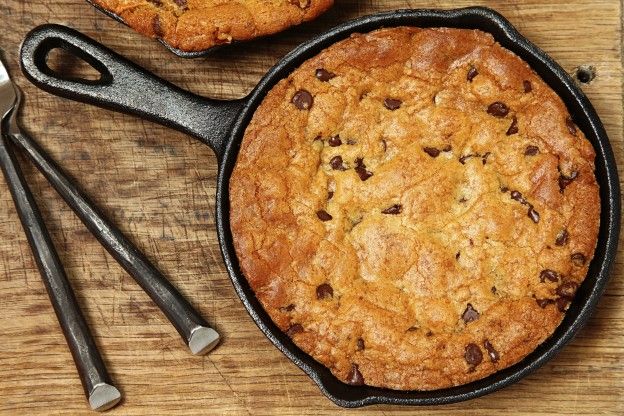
(229, 27), (600, 390)
(90, 0), (334, 52)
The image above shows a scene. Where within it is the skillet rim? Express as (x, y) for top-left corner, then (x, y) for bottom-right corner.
(215, 7), (620, 407)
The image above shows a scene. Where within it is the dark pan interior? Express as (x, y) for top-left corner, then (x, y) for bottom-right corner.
(215, 7), (620, 407)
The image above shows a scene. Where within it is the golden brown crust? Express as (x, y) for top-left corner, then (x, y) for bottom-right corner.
(91, 0), (334, 52)
(229, 27), (600, 390)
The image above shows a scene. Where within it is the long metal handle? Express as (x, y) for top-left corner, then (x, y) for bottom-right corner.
(6, 93), (219, 355)
(0, 133), (120, 411)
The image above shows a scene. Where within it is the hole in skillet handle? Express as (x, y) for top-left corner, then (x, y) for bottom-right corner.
(34, 37), (112, 86)
(217, 7), (620, 408)
(45, 46), (105, 83)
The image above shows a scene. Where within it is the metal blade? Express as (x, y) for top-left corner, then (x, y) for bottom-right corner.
(0, 55), (17, 121)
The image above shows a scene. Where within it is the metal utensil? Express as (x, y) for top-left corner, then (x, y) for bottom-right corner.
(1, 56), (121, 412)
(4, 87), (219, 356)
(19, 9), (621, 407)
(1, 53), (220, 409)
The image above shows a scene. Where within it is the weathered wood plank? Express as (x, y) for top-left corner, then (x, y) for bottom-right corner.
(0, 1), (621, 414)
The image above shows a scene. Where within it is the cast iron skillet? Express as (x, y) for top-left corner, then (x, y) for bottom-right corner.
(84, 0), (212, 58)
(20, 7), (620, 407)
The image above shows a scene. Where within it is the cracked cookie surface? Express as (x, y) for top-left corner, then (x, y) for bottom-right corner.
(229, 27), (600, 390)
(91, 0), (334, 52)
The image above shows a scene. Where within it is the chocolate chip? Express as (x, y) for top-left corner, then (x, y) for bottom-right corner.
(355, 168), (373, 181)
(482, 152), (491, 165)
(487, 102), (509, 118)
(316, 283), (334, 300)
(354, 158), (373, 181)
(483, 340), (499, 363)
(556, 281), (578, 299)
(462, 303), (480, 323)
(383, 98), (402, 110)
(506, 116), (519, 135)
(286, 323), (303, 336)
(555, 229), (569, 246)
(456, 251), (461, 260)
(315, 68), (335, 82)
(281, 304), (295, 312)
(381, 139), (387, 152)
(426, 330), (433, 337)
(382, 204), (402, 215)
(464, 343), (483, 367)
(173, 0), (187, 8)
(556, 297), (570, 312)
(328, 191), (334, 200)
(500, 186), (509, 193)
(459, 197), (467, 203)
(566, 117), (577, 135)
(524, 145), (539, 156)
(571, 253), (586, 266)
(330, 155), (347, 170)
(423, 147), (440, 157)
(510, 190), (527, 204)
(523, 80), (533, 93)
(540, 269), (559, 283)
(536, 298), (554, 308)
(316, 210), (332, 221)
(347, 364), (365, 386)
(356, 338), (365, 351)
(528, 206), (540, 223)
(292, 89), (313, 110)
(328, 135), (342, 147)
(467, 66), (479, 82)
(491, 286), (497, 294)
(442, 145), (452, 152)
(559, 171), (579, 192)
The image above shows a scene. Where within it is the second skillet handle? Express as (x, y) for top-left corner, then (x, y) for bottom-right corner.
(20, 24), (245, 160)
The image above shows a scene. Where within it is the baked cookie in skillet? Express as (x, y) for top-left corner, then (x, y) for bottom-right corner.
(90, 0), (334, 52)
(229, 27), (600, 390)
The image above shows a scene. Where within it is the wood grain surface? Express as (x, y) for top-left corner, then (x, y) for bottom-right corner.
(0, 1), (622, 414)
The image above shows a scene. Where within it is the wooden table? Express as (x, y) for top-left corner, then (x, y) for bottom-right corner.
(0, 1), (622, 414)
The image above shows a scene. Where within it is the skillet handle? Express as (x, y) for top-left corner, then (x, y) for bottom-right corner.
(20, 24), (245, 160)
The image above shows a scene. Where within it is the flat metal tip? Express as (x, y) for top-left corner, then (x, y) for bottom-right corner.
(89, 383), (121, 412)
(189, 326), (220, 355)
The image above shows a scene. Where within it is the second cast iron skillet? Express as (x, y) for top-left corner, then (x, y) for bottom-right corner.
(84, 0), (240, 58)
(20, 7), (620, 407)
